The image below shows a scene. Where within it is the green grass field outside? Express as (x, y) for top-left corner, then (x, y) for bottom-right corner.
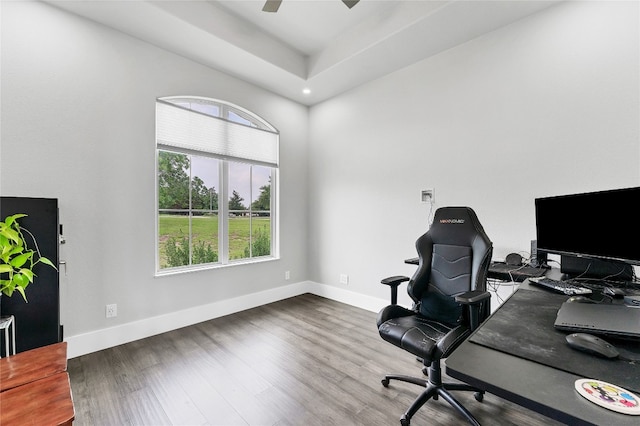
(158, 214), (271, 268)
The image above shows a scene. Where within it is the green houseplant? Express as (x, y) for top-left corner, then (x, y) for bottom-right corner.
(0, 214), (57, 301)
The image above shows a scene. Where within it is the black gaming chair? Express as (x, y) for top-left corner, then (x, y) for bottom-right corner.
(377, 207), (493, 426)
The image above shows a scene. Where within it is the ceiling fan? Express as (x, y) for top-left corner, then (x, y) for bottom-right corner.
(262, 0), (360, 13)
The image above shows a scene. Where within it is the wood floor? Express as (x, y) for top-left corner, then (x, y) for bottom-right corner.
(68, 294), (560, 425)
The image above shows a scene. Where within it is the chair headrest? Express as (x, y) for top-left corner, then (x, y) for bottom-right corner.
(429, 207), (488, 246)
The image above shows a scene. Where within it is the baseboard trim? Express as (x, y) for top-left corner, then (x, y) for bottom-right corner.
(66, 281), (389, 358)
(306, 281), (388, 313)
(66, 281), (309, 358)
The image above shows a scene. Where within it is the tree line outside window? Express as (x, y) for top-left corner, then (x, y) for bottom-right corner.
(158, 150), (273, 269)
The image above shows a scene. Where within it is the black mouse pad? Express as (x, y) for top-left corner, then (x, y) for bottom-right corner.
(469, 289), (640, 393)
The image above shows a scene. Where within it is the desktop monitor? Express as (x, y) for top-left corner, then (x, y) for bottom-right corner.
(535, 186), (640, 280)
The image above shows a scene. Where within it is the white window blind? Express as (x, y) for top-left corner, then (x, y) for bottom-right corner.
(156, 100), (279, 167)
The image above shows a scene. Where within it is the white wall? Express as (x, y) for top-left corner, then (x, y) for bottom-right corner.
(308, 1), (640, 306)
(2, 1), (638, 357)
(1, 1), (309, 356)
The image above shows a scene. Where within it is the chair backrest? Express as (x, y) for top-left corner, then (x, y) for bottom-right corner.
(408, 207), (492, 325)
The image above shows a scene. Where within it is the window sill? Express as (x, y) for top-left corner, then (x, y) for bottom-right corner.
(154, 255), (279, 278)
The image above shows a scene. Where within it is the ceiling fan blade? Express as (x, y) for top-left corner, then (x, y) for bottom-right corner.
(262, 0), (282, 13)
(342, 0), (360, 9)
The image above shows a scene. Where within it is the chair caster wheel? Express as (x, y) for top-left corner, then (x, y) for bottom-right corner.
(422, 367), (429, 376)
(400, 415), (410, 426)
(474, 391), (484, 402)
(382, 378), (390, 387)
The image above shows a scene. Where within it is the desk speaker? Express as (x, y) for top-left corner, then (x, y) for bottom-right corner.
(530, 240), (547, 268)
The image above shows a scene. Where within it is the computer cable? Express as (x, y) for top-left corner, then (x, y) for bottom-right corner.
(616, 348), (640, 363)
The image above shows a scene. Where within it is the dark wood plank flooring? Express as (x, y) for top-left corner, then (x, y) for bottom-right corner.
(68, 294), (560, 425)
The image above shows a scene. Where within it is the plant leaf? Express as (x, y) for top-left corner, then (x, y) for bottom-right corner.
(19, 268), (34, 283)
(10, 252), (32, 268)
(12, 272), (29, 288)
(0, 264), (14, 274)
(14, 285), (27, 302)
(0, 227), (21, 245)
(2, 282), (15, 297)
(8, 246), (24, 257)
(4, 214), (27, 227)
(37, 256), (58, 270)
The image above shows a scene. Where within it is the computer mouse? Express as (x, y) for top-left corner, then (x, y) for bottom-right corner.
(566, 295), (595, 303)
(565, 333), (619, 359)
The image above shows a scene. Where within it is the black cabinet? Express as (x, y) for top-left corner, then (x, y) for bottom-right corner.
(1, 197), (61, 353)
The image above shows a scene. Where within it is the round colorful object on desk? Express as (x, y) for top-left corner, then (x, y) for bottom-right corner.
(575, 379), (640, 415)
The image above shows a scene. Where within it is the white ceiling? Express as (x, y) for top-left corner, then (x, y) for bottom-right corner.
(45, 0), (560, 106)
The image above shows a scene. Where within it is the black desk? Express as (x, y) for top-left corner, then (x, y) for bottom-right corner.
(487, 262), (546, 282)
(445, 281), (640, 426)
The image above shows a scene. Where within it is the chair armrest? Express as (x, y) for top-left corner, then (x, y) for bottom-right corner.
(380, 276), (410, 305)
(455, 290), (491, 331)
(455, 290), (491, 305)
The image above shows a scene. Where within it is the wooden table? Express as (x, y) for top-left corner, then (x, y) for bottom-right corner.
(0, 342), (74, 425)
(0, 372), (75, 425)
(0, 341), (68, 391)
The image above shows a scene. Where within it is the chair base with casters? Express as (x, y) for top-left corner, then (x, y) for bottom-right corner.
(382, 360), (484, 426)
(376, 207), (493, 426)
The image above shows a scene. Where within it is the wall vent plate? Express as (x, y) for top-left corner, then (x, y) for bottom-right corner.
(421, 189), (434, 203)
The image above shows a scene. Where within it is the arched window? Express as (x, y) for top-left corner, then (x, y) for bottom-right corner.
(156, 96), (278, 273)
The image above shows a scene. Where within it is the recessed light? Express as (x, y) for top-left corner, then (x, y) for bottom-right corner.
(302, 88), (311, 95)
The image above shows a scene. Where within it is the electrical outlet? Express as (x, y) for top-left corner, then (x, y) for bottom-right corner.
(340, 274), (349, 285)
(106, 304), (117, 318)
(285, 270), (290, 280)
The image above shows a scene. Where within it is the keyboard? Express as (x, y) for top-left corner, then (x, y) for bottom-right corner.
(529, 277), (592, 295)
